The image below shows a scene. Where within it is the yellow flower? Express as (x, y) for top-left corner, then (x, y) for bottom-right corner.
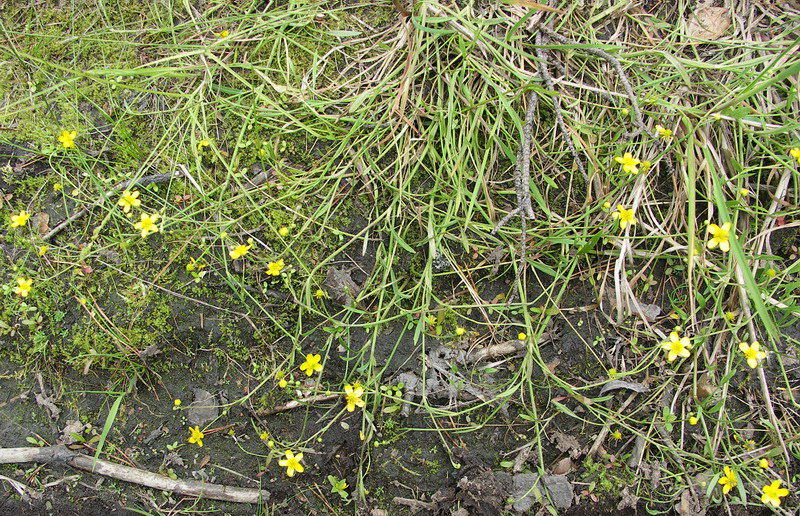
(229, 242), (252, 260)
(299, 353), (323, 376)
(259, 430), (269, 440)
(117, 190), (141, 214)
(611, 430), (622, 440)
(174, 399), (181, 407)
(739, 341), (767, 369)
(278, 450), (304, 477)
(220, 231), (228, 239)
(215, 30), (230, 39)
(655, 124), (673, 140)
(608, 368), (617, 377)
(612, 205), (636, 230)
(759, 458), (769, 469)
(13, 278), (33, 297)
(9, 210), (31, 228)
(278, 226), (289, 237)
(186, 257), (206, 271)
(761, 480), (789, 507)
(197, 139), (211, 151)
(718, 466), (737, 494)
(187, 426), (204, 447)
(739, 188), (750, 197)
(53, 183), (63, 192)
(134, 213), (160, 238)
(790, 147), (800, 164)
(725, 311), (736, 322)
(518, 332), (527, 341)
(614, 152), (641, 174)
(707, 222), (732, 252)
(455, 327), (465, 336)
(37, 245), (48, 256)
(266, 259), (285, 276)
(602, 201), (611, 210)
(58, 130), (77, 149)
(688, 416), (698, 425)
(344, 383), (365, 412)
(278, 378), (288, 388)
(314, 289), (326, 299)
(661, 331), (692, 362)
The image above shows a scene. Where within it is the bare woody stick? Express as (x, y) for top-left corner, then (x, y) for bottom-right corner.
(42, 170), (182, 242)
(535, 24), (647, 138)
(0, 445), (267, 504)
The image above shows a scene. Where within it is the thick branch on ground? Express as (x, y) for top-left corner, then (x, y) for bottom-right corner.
(0, 446), (267, 504)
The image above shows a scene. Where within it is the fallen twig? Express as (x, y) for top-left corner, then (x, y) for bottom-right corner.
(42, 170), (181, 242)
(535, 24), (647, 138)
(0, 445), (268, 504)
(254, 393), (339, 416)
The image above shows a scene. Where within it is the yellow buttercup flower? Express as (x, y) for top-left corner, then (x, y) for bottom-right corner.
(655, 124), (673, 140)
(197, 139), (211, 152)
(611, 430), (622, 440)
(229, 240), (253, 259)
(58, 130), (77, 149)
(9, 210), (31, 228)
(739, 341), (767, 369)
(266, 259), (285, 276)
(455, 327), (465, 336)
(759, 458), (769, 469)
(186, 257), (206, 271)
(344, 383), (365, 412)
(661, 331), (692, 362)
(707, 222), (732, 252)
(117, 190), (141, 214)
(174, 399), (181, 407)
(314, 289), (326, 299)
(13, 278), (33, 297)
(518, 332), (527, 341)
(278, 226), (289, 237)
(718, 466), (737, 494)
(739, 188), (750, 197)
(299, 353), (323, 376)
(259, 430), (269, 440)
(612, 205), (636, 230)
(790, 147), (800, 164)
(614, 152), (641, 174)
(187, 426), (204, 447)
(689, 416), (698, 425)
(278, 450), (304, 477)
(134, 213), (160, 238)
(278, 378), (288, 388)
(761, 480), (788, 507)
(215, 30), (230, 39)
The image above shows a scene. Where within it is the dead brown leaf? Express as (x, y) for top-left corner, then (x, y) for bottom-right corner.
(687, 6), (731, 41)
(551, 456), (573, 475)
(31, 212), (49, 236)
